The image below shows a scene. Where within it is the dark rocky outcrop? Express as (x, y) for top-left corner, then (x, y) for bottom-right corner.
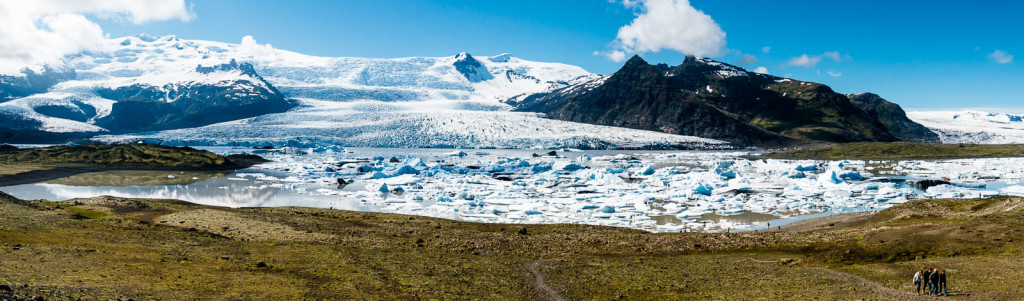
(510, 55), (931, 147)
(0, 66), (76, 102)
(453, 53), (493, 83)
(848, 93), (940, 143)
(0, 109), (100, 143)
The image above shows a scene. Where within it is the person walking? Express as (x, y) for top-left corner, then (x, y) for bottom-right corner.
(939, 270), (948, 296)
(929, 268), (940, 295)
(913, 269), (923, 295)
(922, 268), (932, 295)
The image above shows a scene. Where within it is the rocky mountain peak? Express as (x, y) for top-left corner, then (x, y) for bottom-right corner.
(511, 56), (938, 146)
(195, 59), (259, 78)
(453, 52), (493, 83)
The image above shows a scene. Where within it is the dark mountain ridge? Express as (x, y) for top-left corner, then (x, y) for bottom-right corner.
(93, 59), (295, 133)
(509, 55), (936, 146)
(0, 60), (296, 143)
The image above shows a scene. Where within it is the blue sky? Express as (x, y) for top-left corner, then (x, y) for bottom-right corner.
(92, 0), (1022, 110)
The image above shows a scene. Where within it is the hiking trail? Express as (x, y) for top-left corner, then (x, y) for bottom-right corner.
(526, 259), (565, 301)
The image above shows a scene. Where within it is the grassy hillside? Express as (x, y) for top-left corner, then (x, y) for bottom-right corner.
(1, 191), (1023, 299)
(760, 142), (1024, 160)
(0, 144), (260, 170)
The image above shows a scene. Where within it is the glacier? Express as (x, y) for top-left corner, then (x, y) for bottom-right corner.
(0, 34), (728, 149)
(907, 110), (1024, 144)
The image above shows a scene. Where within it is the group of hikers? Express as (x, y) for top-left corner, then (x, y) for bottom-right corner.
(912, 268), (948, 296)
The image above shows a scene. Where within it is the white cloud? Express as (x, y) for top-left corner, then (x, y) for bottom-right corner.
(761, 46), (771, 53)
(0, 0), (192, 74)
(784, 51), (849, 68)
(240, 35), (276, 57)
(735, 54), (757, 66)
(605, 50), (627, 62)
(989, 50), (1014, 64)
(603, 0), (726, 62)
(785, 54), (821, 68)
(822, 51), (850, 62)
(827, 70), (842, 77)
(753, 66), (768, 74)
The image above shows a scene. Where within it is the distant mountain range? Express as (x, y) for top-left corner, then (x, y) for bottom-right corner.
(508, 55), (939, 146)
(0, 34), (1013, 148)
(0, 34), (727, 149)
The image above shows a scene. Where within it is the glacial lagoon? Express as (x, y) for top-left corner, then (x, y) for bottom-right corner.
(3, 146), (1023, 232)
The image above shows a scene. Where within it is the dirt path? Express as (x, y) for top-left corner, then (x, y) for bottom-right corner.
(526, 259), (565, 301)
(809, 267), (938, 300)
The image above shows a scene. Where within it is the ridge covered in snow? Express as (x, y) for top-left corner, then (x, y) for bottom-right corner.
(907, 110), (1024, 144)
(0, 34), (728, 149)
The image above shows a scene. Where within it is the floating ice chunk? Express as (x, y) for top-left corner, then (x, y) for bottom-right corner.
(718, 207), (745, 216)
(382, 174), (420, 186)
(633, 199), (650, 211)
(640, 165), (656, 176)
(310, 145), (344, 153)
(838, 160), (866, 167)
(818, 169), (843, 185)
(553, 161), (586, 171)
(694, 184), (713, 196)
(484, 164), (505, 172)
(605, 167), (626, 174)
(598, 206), (616, 213)
(384, 165), (420, 177)
(795, 165), (818, 172)
(1001, 185), (1024, 196)
(677, 209), (707, 219)
(531, 162), (553, 173)
(839, 171), (863, 181)
(167, 175), (176, 179)
(448, 150), (468, 157)
(363, 171), (389, 179)
(404, 158), (427, 169)
(357, 164), (381, 173)
(368, 183), (389, 194)
(716, 168), (737, 179)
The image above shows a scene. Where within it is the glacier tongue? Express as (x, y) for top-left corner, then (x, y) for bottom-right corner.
(907, 110), (1024, 144)
(94, 99), (731, 150)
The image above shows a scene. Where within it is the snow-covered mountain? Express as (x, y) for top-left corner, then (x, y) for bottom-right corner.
(0, 34), (729, 149)
(907, 110), (1024, 144)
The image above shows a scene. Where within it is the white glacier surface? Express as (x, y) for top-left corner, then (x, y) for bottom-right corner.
(1, 34), (729, 149)
(907, 110), (1024, 144)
